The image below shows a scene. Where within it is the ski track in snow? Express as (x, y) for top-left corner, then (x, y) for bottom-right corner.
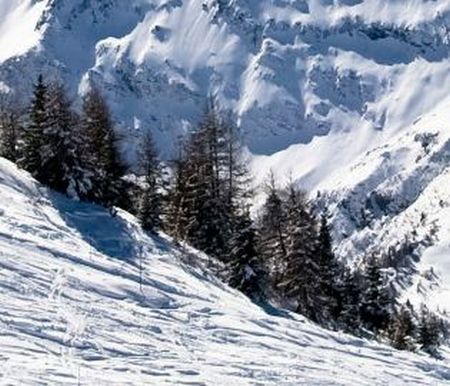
(0, 159), (449, 385)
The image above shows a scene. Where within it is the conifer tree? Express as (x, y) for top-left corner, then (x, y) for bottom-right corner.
(20, 75), (48, 178)
(196, 106), (230, 257)
(316, 214), (342, 322)
(337, 267), (362, 332)
(137, 131), (162, 233)
(166, 142), (190, 241)
(167, 104), (233, 258)
(227, 211), (265, 301)
(389, 303), (416, 351)
(40, 82), (88, 195)
(222, 121), (252, 218)
(0, 96), (21, 162)
(80, 87), (126, 208)
(17, 77), (96, 199)
(360, 255), (393, 331)
(277, 184), (319, 320)
(183, 125), (221, 255)
(257, 173), (288, 296)
(418, 305), (443, 355)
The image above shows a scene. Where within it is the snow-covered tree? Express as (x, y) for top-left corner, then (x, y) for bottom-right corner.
(360, 255), (393, 331)
(42, 82), (91, 196)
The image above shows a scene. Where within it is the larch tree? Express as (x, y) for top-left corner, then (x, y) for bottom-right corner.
(257, 173), (288, 298)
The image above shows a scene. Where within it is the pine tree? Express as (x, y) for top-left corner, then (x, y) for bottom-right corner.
(137, 131), (162, 233)
(184, 125), (221, 255)
(40, 82), (91, 195)
(222, 121), (252, 219)
(166, 104), (234, 259)
(166, 141), (190, 241)
(19, 75), (49, 178)
(195, 106), (230, 257)
(360, 255), (393, 331)
(80, 87), (126, 208)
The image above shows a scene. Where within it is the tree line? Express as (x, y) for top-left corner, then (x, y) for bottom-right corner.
(0, 76), (447, 356)
(0, 76), (127, 209)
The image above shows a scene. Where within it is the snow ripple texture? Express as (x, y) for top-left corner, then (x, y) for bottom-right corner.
(0, 160), (449, 384)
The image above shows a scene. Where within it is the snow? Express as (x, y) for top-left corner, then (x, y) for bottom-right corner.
(1, 0), (450, 362)
(0, 0), (46, 63)
(0, 159), (449, 384)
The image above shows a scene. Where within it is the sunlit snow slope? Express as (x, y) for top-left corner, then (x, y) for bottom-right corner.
(1, 0), (450, 332)
(0, 159), (449, 385)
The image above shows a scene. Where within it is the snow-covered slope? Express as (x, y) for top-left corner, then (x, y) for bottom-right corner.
(0, 158), (449, 385)
(1, 0), (450, 321)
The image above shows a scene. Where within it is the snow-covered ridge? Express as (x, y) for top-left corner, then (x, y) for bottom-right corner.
(0, 158), (450, 384)
(3, 0), (450, 154)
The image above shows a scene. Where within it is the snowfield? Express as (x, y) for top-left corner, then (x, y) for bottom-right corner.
(0, 160), (449, 385)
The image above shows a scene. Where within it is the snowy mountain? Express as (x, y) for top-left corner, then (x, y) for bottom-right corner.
(0, 158), (449, 384)
(3, 0), (450, 155)
(0, 0), (450, 339)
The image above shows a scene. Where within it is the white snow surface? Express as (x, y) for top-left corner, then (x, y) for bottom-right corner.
(0, 0), (46, 63)
(0, 158), (449, 385)
(1, 0), (450, 340)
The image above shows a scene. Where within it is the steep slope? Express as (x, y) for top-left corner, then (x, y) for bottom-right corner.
(0, 159), (450, 385)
